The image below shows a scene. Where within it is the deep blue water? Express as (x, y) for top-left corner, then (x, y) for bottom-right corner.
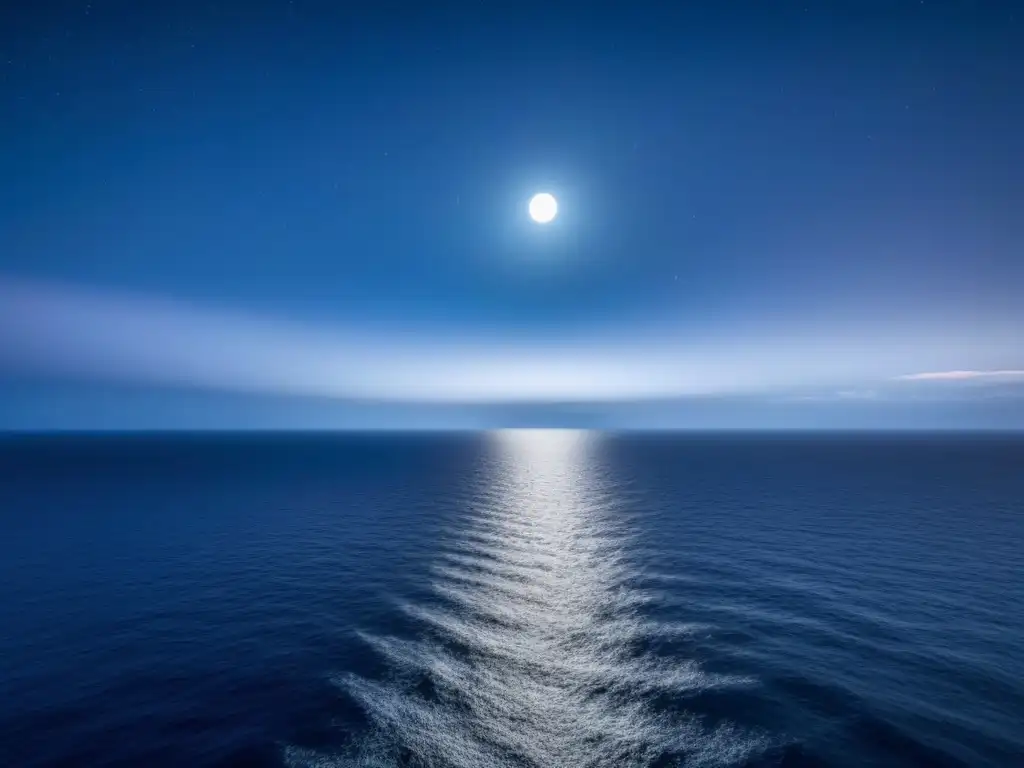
(1, 431), (1022, 767)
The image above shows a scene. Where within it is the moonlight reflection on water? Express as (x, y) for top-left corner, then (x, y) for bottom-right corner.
(288, 430), (765, 767)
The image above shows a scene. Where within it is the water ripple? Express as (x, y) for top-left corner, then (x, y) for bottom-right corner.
(289, 431), (767, 767)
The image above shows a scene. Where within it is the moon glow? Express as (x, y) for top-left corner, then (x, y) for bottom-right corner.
(528, 192), (558, 224)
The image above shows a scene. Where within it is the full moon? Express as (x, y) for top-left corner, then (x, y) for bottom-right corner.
(528, 192), (558, 224)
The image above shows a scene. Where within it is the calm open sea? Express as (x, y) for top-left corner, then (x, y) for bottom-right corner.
(1, 431), (1022, 767)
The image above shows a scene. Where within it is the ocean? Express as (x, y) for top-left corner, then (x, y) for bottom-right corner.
(0, 431), (1021, 767)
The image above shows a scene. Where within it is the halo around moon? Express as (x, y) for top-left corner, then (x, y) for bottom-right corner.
(528, 192), (558, 224)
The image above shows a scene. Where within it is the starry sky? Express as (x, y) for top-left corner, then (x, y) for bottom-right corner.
(1, 0), (1022, 429)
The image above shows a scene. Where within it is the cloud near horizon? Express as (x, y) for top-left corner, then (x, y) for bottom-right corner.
(896, 370), (1024, 382)
(1, 277), (1021, 405)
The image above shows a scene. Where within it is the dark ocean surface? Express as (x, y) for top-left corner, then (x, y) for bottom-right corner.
(0, 431), (1022, 767)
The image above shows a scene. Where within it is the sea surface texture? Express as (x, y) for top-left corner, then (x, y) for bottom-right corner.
(0, 431), (1021, 767)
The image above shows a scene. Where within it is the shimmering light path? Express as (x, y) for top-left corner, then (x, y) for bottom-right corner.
(289, 430), (765, 767)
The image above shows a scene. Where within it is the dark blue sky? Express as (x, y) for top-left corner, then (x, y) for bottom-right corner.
(2, 1), (1022, 428)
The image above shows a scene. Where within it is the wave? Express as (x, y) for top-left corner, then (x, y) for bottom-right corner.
(286, 431), (768, 767)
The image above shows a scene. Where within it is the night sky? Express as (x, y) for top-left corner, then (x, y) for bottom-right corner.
(2, 1), (1022, 428)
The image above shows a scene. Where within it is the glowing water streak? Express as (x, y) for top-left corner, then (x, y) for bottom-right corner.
(290, 430), (766, 767)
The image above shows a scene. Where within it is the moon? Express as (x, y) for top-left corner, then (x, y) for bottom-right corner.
(528, 192), (558, 224)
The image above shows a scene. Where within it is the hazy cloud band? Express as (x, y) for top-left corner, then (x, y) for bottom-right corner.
(1, 278), (1020, 404)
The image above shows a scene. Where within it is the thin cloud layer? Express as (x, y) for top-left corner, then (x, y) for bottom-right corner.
(897, 370), (1024, 382)
(1, 277), (1021, 405)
